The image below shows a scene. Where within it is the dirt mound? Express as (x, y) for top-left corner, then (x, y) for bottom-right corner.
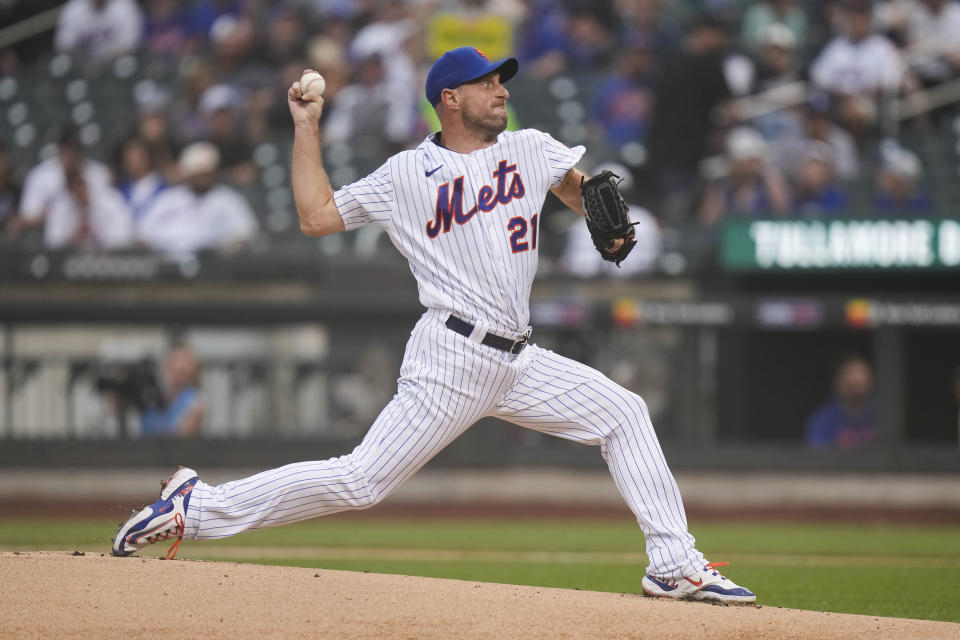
(2, 552), (957, 639)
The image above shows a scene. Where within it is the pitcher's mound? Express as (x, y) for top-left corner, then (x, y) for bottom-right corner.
(2, 552), (957, 639)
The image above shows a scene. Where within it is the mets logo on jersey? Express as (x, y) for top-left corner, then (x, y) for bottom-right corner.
(426, 160), (525, 238)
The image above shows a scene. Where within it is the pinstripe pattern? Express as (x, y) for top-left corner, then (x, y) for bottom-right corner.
(181, 128), (706, 580)
(335, 130), (582, 336)
(185, 309), (512, 536)
(495, 345), (706, 578)
(185, 313), (703, 579)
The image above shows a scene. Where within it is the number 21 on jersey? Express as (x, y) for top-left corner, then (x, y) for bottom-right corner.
(508, 214), (538, 253)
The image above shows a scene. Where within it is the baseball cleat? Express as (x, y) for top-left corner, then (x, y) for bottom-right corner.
(112, 466), (198, 559)
(641, 561), (756, 605)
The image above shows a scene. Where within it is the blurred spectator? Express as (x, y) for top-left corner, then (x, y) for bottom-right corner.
(806, 355), (877, 448)
(42, 168), (134, 249)
(748, 23), (804, 143)
(261, 3), (308, 68)
(562, 6), (619, 71)
(208, 15), (257, 87)
(311, 10), (353, 49)
(184, 0), (243, 43)
(170, 58), (216, 146)
(133, 97), (179, 180)
(143, 0), (193, 58)
(140, 344), (205, 438)
(513, 0), (623, 78)
(740, 0), (808, 55)
(809, 0), (908, 139)
(115, 137), (168, 223)
(647, 12), (740, 222)
(589, 37), (655, 146)
(897, 0), (960, 123)
(871, 144), (933, 215)
(881, 0), (960, 90)
(349, 1), (419, 142)
(617, 0), (672, 53)
(307, 35), (350, 105)
(752, 23), (801, 92)
(251, 36), (350, 139)
(772, 93), (860, 182)
(324, 53), (414, 171)
(699, 126), (791, 224)
(791, 141), (850, 217)
(514, 0), (574, 78)
(0, 145), (21, 235)
(137, 142), (258, 254)
(563, 163), (661, 277)
(873, 0), (912, 41)
(198, 84), (256, 185)
(54, 0), (144, 59)
(13, 129), (112, 239)
(351, 0), (413, 61)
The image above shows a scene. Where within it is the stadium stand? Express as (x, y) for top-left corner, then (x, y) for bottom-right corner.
(1, 1), (959, 468)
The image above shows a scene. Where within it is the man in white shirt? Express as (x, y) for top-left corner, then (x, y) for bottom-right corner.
(810, 0), (908, 136)
(43, 169), (133, 249)
(811, 1), (905, 95)
(54, 0), (144, 59)
(14, 129), (113, 239)
(137, 142), (258, 254)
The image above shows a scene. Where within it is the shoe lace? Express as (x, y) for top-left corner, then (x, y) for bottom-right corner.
(166, 513), (186, 559)
(705, 561), (729, 578)
(143, 512), (186, 559)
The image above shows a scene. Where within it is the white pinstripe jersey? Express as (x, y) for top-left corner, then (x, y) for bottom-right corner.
(334, 129), (585, 336)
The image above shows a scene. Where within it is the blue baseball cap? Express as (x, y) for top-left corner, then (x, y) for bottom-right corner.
(426, 47), (519, 106)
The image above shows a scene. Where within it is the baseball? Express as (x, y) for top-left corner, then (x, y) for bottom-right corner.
(299, 70), (326, 99)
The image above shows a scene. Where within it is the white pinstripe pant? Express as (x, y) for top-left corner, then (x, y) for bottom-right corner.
(184, 309), (706, 579)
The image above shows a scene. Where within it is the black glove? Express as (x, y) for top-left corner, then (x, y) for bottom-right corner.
(580, 170), (637, 267)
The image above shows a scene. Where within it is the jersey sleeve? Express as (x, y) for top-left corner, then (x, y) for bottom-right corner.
(332, 161), (396, 231)
(537, 131), (586, 189)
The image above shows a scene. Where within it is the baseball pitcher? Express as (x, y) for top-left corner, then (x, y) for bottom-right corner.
(112, 47), (755, 604)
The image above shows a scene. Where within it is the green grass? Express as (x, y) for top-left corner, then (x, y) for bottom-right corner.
(3, 518), (959, 623)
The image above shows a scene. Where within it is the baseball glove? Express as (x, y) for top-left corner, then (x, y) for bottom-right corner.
(580, 170), (637, 266)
